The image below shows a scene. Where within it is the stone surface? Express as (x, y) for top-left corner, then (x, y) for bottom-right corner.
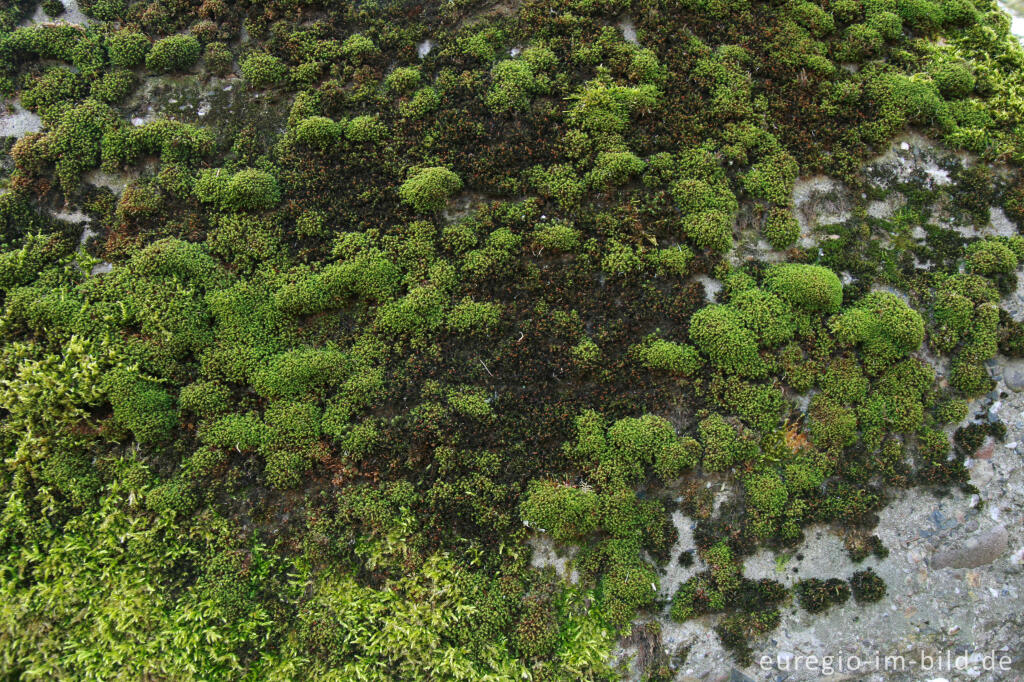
(931, 526), (1009, 570)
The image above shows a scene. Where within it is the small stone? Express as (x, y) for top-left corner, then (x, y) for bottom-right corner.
(966, 520), (980, 533)
(729, 669), (755, 682)
(970, 460), (994, 485)
(1005, 370), (1024, 392)
(974, 440), (995, 460)
(931, 525), (1009, 569)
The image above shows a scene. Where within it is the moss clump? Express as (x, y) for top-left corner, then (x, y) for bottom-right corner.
(832, 291), (925, 370)
(241, 52), (287, 89)
(763, 264), (843, 313)
(103, 369), (177, 445)
(195, 168), (281, 212)
(794, 578), (851, 613)
(849, 568), (887, 603)
(689, 305), (767, 378)
(146, 34), (201, 73)
(398, 167), (463, 213)
(520, 480), (600, 541)
(106, 29), (149, 68)
(763, 208), (801, 249)
(632, 338), (703, 376)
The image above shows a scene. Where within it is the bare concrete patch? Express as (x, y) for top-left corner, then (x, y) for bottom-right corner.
(527, 533), (578, 583)
(20, 0), (92, 27)
(0, 101), (42, 138)
(791, 176), (851, 248)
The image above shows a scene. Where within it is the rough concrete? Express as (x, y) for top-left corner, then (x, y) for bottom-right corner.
(0, 101), (42, 138)
(20, 0), (92, 27)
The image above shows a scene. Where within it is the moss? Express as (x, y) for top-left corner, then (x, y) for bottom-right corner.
(90, 69), (136, 103)
(965, 238), (1018, 277)
(633, 338), (703, 376)
(698, 413), (752, 472)
(146, 477), (197, 515)
(104, 368), (177, 445)
(203, 42), (233, 76)
(832, 291), (925, 370)
(485, 58), (550, 114)
(520, 480), (600, 541)
(763, 264), (843, 314)
(107, 29), (150, 68)
(532, 220), (581, 253)
(731, 287), (796, 348)
(146, 34), (201, 73)
(808, 395), (858, 451)
(763, 208), (801, 250)
(21, 67), (87, 113)
(345, 115), (387, 143)
(689, 305), (767, 378)
(398, 166), (463, 213)
(600, 239), (643, 276)
(794, 578), (850, 613)
(587, 150), (646, 189)
(602, 414), (682, 486)
(849, 568), (886, 603)
(241, 52), (287, 88)
(293, 116), (344, 149)
(177, 382), (229, 418)
(931, 61), (975, 99)
(742, 152), (799, 205)
(819, 356), (869, 404)
(196, 168), (281, 212)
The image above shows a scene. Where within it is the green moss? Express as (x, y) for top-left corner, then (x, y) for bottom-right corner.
(763, 264), (843, 313)
(731, 287), (797, 348)
(398, 166), (463, 213)
(204, 42), (233, 76)
(699, 413), (753, 472)
(931, 61), (975, 99)
(689, 305), (767, 378)
(763, 208), (801, 249)
(520, 480), (600, 541)
(965, 238), (1018, 277)
(587, 150), (646, 189)
(340, 34), (378, 61)
(807, 395), (858, 450)
(742, 151), (799, 205)
(293, 116), (344, 149)
(633, 338), (703, 376)
(106, 29), (150, 68)
(178, 381), (230, 417)
(485, 57), (551, 114)
(103, 368), (177, 445)
(146, 34), (201, 73)
(794, 578), (850, 613)
(849, 568), (886, 603)
(832, 291), (924, 370)
(196, 168), (281, 212)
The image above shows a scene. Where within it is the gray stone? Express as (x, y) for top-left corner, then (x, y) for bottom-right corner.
(931, 525), (1008, 569)
(729, 669), (755, 682)
(1006, 370), (1024, 393)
